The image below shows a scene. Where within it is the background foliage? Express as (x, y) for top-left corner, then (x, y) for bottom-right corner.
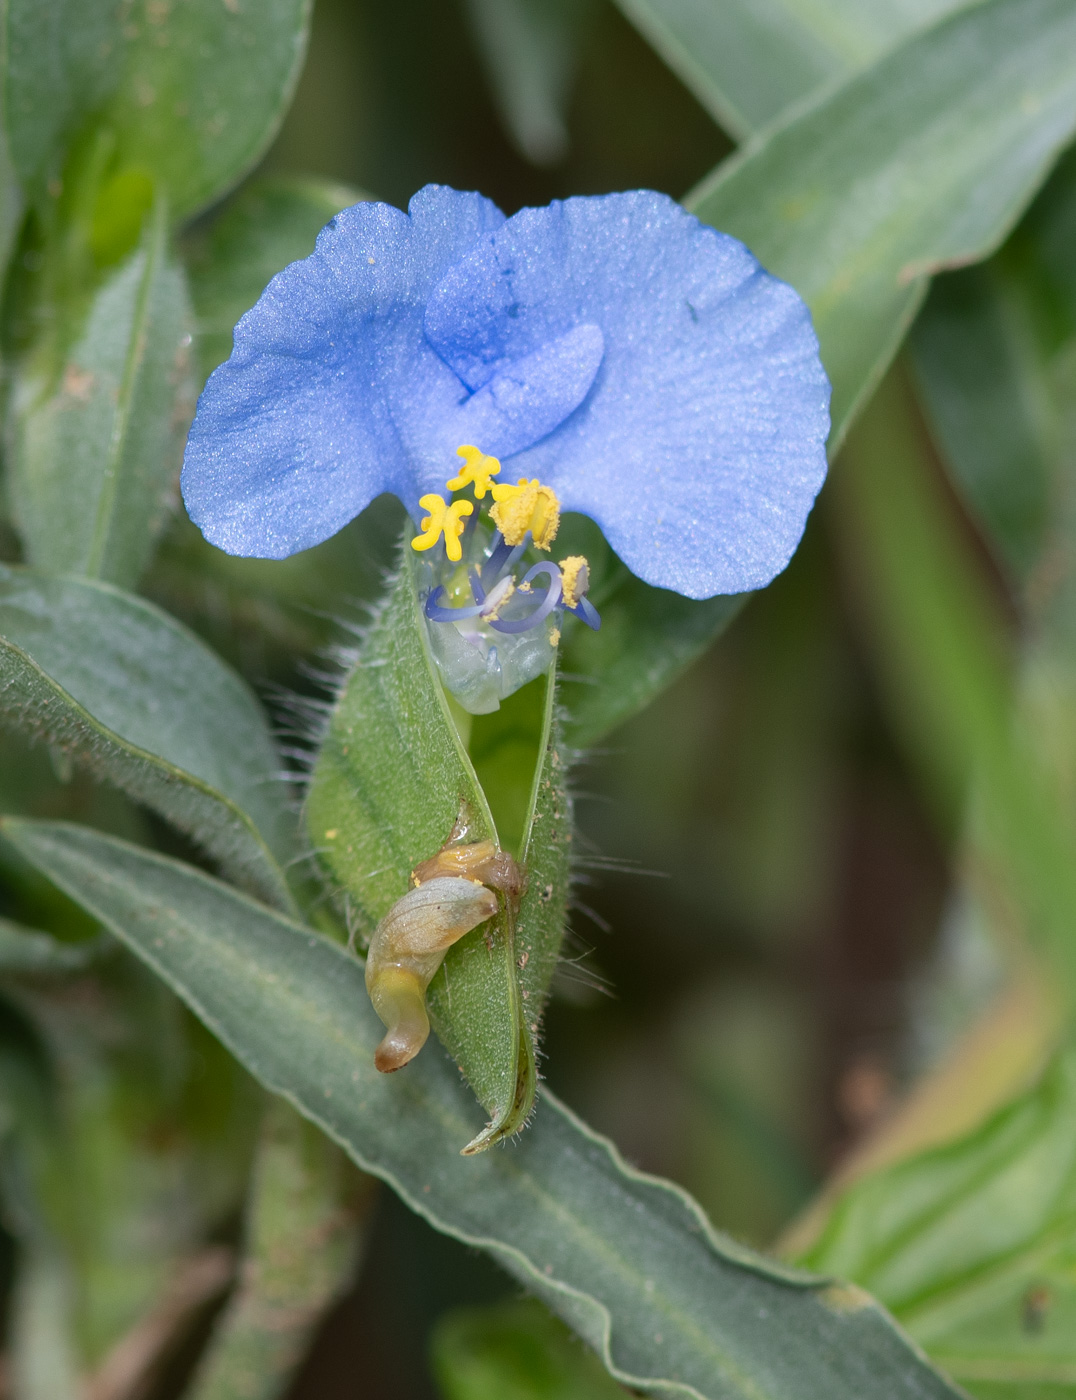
(2, 1), (1076, 1397)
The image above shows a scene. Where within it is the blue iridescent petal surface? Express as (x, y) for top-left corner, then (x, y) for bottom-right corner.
(182, 187), (507, 558)
(424, 191), (831, 598)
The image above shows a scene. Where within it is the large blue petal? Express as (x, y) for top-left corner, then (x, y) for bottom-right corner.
(181, 187), (509, 558)
(424, 192), (830, 598)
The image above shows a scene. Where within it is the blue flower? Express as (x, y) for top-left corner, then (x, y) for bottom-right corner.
(181, 184), (830, 605)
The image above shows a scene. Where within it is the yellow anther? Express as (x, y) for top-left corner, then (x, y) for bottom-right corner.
(411, 493), (474, 562)
(489, 478), (561, 549)
(559, 555), (590, 609)
(446, 444), (501, 499)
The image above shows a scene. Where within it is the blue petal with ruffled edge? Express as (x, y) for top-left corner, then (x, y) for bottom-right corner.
(425, 191), (829, 598)
(183, 187), (604, 559)
(182, 184), (829, 597)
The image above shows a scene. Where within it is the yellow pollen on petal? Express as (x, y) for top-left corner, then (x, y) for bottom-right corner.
(446, 444), (501, 499)
(489, 477), (561, 549)
(411, 493), (474, 562)
(559, 555), (590, 609)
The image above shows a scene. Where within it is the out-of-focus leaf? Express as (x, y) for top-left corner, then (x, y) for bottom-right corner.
(1, 0), (115, 201)
(431, 1298), (627, 1400)
(306, 544), (572, 1149)
(102, 0), (311, 220)
(1, 955), (259, 1372)
(188, 1099), (366, 1400)
(800, 1049), (1076, 1397)
(3, 0), (311, 219)
(554, 515), (744, 750)
(690, 0), (1076, 447)
(10, 200), (194, 588)
(909, 145), (1076, 589)
(6, 1249), (81, 1400)
(145, 500), (404, 687)
(183, 176), (363, 382)
(0, 999), (82, 1400)
(0, 565), (293, 909)
(0, 817), (967, 1400)
(613, 0), (970, 138)
(832, 370), (1076, 995)
(910, 261), (1055, 585)
(0, 916), (101, 976)
(462, 0), (597, 166)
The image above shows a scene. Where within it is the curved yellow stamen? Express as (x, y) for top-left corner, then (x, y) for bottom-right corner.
(411, 493), (474, 561)
(447, 444), (501, 499)
(489, 477), (560, 549)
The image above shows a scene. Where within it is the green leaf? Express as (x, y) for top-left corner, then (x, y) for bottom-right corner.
(613, 0), (968, 138)
(0, 565), (293, 909)
(0, 916), (101, 975)
(1, 955), (259, 1372)
(831, 369), (1076, 996)
(1, 0), (116, 201)
(3, 0), (311, 219)
(431, 1298), (627, 1400)
(102, 0), (311, 220)
(555, 516), (744, 750)
(306, 544), (571, 1149)
(184, 176), (363, 382)
(187, 1099), (364, 1400)
(909, 145), (1076, 588)
(0, 816), (967, 1400)
(799, 1049), (1076, 1397)
(690, 0), (1076, 448)
(10, 199), (194, 588)
(461, 0), (597, 165)
(910, 262), (1055, 585)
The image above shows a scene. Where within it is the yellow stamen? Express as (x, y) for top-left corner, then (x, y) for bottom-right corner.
(411, 493), (474, 562)
(489, 478), (560, 549)
(559, 555), (590, 609)
(446, 444), (501, 498)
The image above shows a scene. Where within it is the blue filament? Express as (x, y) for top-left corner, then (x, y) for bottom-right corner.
(489, 563), (562, 634)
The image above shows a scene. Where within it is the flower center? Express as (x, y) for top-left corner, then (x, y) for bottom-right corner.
(411, 445), (598, 669)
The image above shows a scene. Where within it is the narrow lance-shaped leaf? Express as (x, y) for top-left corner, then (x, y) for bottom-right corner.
(10, 200), (194, 589)
(799, 1049), (1076, 1396)
(306, 544), (533, 1149)
(0, 817), (967, 1400)
(612, 0), (969, 138)
(0, 565), (293, 910)
(690, 0), (1076, 448)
